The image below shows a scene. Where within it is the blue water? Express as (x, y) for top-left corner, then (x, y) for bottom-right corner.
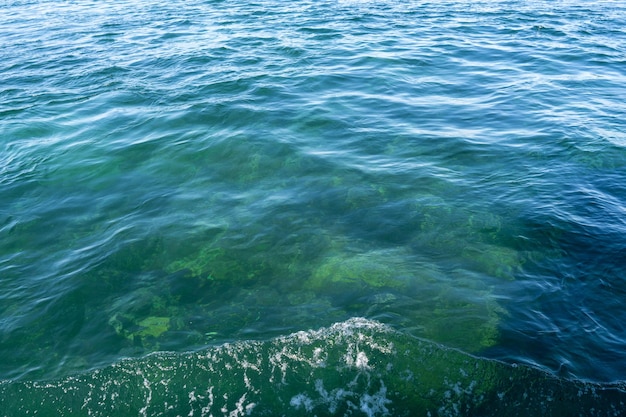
(2, 0), (626, 415)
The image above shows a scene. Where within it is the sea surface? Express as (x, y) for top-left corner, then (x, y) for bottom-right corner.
(2, 0), (626, 415)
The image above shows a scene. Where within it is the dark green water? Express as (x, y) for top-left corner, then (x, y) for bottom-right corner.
(2, 0), (626, 415)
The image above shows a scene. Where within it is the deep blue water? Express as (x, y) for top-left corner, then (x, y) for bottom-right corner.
(2, 0), (626, 415)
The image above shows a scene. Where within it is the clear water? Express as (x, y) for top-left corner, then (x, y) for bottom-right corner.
(1, 0), (626, 414)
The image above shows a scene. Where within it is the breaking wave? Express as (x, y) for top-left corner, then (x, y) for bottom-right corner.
(2, 318), (624, 416)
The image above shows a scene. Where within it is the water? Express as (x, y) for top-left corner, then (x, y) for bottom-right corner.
(1, 0), (625, 414)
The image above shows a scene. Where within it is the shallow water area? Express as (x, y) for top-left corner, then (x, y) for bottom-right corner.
(1, 0), (626, 414)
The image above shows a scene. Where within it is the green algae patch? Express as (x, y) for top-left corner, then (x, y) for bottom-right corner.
(109, 313), (171, 348)
(165, 241), (271, 288)
(166, 246), (223, 280)
(421, 301), (502, 351)
(136, 316), (170, 338)
(303, 246), (505, 353)
(305, 249), (410, 293)
(462, 244), (521, 281)
(411, 268), (506, 352)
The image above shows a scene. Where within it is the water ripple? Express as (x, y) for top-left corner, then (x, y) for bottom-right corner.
(1, 0), (626, 388)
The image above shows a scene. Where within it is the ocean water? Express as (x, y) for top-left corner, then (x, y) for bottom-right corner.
(1, 0), (626, 415)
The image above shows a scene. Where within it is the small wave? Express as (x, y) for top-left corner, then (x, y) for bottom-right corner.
(1, 318), (624, 416)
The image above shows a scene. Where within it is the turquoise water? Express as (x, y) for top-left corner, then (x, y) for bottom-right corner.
(1, 0), (626, 414)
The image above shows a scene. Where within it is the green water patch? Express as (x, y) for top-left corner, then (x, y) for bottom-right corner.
(408, 199), (525, 281)
(1, 318), (623, 417)
(1, 125), (532, 376)
(0, 171), (527, 378)
(305, 249), (410, 293)
(109, 314), (171, 348)
(95, 217), (512, 357)
(303, 244), (505, 353)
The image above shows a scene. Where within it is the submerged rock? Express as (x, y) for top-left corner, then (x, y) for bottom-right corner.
(306, 248), (504, 353)
(306, 249), (411, 293)
(108, 314), (171, 349)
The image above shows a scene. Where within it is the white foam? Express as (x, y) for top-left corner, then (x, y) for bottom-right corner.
(289, 393), (314, 412)
(137, 374), (152, 417)
(359, 381), (391, 417)
(355, 351), (370, 370)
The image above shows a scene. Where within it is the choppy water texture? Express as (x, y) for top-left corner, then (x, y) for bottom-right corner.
(1, 0), (626, 414)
